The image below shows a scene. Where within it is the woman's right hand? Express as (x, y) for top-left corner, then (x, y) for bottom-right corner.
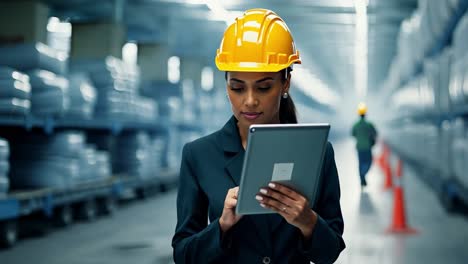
(219, 187), (242, 233)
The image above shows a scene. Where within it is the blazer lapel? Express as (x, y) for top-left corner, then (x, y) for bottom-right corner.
(220, 116), (244, 186)
(225, 152), (243, 186)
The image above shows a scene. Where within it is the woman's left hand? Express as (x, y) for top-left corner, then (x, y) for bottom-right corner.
(256, 182), (318, 239)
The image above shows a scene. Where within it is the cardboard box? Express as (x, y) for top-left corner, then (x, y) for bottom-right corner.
(71, 23), (126, 59)
(138, 43), (170, 81)
(0, 1), (49, 45)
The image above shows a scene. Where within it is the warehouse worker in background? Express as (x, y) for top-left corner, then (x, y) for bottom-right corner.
(351, 102), (377, 188)
(172, 8), (345, 264)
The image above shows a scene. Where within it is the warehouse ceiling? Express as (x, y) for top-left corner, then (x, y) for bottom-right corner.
(44, 0), (418, 112)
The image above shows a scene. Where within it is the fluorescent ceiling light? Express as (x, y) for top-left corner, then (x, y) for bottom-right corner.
(292, 67), (341, 106)
(354, 0), (368, 100)
(185, 0), (205, 4)
(186, 0), (239, 26)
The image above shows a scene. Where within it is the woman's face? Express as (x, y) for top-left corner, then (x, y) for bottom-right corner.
(226, 71), (289, 129)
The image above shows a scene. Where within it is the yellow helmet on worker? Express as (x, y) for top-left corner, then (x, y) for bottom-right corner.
(215, 8), (301, 72)
(357, 102), (367, 116)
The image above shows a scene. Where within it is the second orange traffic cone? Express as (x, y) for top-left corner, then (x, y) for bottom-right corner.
(383, 162), (393, 190)
(377, 143), (389, 171)
(386, 158), (418, 234)
(383, 147), (393, 190)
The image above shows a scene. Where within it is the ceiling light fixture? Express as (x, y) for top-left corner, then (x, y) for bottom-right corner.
(186, 0), (238, 26)
(354, 0), (368, 100)
(292, 67), (341, 106)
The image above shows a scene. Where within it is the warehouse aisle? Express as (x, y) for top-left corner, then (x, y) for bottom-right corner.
(1, 138), (467, 264)
(335, 140), (468, 264)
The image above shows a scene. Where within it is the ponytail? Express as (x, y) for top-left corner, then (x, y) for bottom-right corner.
(279, 68), (298, 124)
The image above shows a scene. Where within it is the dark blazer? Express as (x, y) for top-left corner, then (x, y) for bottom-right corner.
(172, 116), (345, 264)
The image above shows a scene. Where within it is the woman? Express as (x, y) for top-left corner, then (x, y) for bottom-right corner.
(172, 8), (345, 264)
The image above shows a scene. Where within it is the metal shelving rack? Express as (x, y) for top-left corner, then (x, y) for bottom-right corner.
(0, 113), (189, 248)
(384, 2), (468, 212)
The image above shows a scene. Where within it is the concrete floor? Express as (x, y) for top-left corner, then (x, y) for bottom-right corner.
(335, 140), (468, 264)
(1, 138), (467, 263)
(0, 192), (177, 264)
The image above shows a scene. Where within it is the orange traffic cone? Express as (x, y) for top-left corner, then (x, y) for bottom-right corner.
(395, 158), (403, 178)
(383, 163), (393, 190)
(377, 143), (388, 170)
(386, 158), (418, 234)
(383, 148), (393, 190)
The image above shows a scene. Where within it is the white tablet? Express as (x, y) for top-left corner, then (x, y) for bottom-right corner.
(236, 123), (330, 215)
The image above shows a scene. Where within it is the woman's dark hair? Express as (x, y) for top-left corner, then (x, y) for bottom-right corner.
(224, 67), (298, 124)
(279, 67), (297, 124)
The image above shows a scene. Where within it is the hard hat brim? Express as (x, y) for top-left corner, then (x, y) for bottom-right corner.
(215, 60), (301, 72)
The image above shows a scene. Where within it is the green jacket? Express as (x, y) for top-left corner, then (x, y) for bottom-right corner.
(351, 117), (377, 151)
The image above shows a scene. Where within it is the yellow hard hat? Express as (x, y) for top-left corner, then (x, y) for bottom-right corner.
(215, 8), (301, 72)
(357, 102), (367, 115)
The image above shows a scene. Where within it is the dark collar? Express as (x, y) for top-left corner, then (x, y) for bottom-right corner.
(220, 115), (244, 186)
(220, 115), (243, 153)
